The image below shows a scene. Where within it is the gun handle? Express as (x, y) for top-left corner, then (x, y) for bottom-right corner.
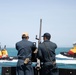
(36, 58), (41, 70)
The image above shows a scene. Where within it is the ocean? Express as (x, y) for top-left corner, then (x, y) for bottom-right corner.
(0, 47), (76, 74)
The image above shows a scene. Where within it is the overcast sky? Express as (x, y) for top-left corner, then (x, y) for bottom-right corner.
(0, 0), (76, 48)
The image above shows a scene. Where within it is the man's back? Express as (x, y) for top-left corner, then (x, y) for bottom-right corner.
(37, 33), (58, 75)
(16, 32), (36, 75)
(38, 40), (57, 62)
(16, 39), (36, 65)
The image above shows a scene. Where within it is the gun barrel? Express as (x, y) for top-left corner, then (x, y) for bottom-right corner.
(38, 19), (42, 44)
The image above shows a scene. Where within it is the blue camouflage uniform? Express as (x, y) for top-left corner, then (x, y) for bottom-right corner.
(16, 39), (36, 75)
(37, 39), (58, 75)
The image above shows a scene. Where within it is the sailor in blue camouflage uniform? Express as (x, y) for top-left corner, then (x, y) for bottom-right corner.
(37, 33), (59, 75)
(16, 32), (37, 75)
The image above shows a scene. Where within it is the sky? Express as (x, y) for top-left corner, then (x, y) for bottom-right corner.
(0, 0), (76, 48)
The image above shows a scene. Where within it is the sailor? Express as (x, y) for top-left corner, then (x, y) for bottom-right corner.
(1, 45), (8, 58)
(37, 33), (58, 75)
(1, 49), (8, 58)
(68, 42), (76, 56)
(16, 32), (37, 75)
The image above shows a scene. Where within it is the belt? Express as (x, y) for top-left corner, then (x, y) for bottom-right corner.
(44, 61), (56, 65)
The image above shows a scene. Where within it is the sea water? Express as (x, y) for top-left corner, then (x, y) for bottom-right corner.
(0, 47), (76, 74)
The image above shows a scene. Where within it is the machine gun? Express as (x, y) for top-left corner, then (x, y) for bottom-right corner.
(36, 19), (42, 44)
(36, 19), (42, 75)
